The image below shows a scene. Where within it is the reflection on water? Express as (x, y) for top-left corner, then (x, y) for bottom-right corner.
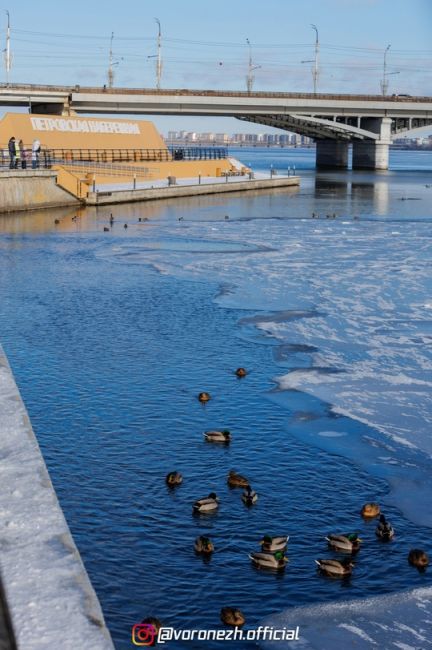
(0, 148), (432, 649)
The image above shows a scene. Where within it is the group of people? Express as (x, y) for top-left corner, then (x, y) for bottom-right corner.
(8, 137), (41, 170)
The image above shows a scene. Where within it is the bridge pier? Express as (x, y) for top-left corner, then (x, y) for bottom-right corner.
(352, 117), (392, 170)
(316, 140), (349, 169)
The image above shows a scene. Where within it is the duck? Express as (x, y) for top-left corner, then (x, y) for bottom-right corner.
(326, 533), (362, 553)
(203, 430), (231, 443)
(361, 502), (381, 518)
(198, 392), (211, 403)
(241, 485), (258, 506)
(408, 549), (429, 568)
(141, 616), (161, 632)
(315, 558), (354, 577)
(220, 607), (245, 627)
(235, 367), (247, 378)
(227, 470), (249, 488)
(249, 550), (288, 570)
(193, 492), (219, 513)
(375, 514), (395, 541)
(165, 471), (183, 487)
(194, 535), (214, 554)
(260, 535), (289, 552)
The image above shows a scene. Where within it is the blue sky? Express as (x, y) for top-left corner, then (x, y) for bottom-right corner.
(1, 0), (431, 134)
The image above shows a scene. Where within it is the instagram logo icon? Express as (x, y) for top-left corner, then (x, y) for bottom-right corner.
(132, 623), (157, 646)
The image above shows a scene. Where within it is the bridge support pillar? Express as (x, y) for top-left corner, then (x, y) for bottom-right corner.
(352, 117), (392, 170)
(316, 140), (349, 169)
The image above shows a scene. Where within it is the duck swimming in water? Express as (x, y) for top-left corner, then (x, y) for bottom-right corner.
(249, 550), (288, 570)
(165, 471), (183, 487)
(315, 558), (354, 577)
(408, 549), (429, 569)
(220, 607), (245, 627)
(198, 392), (211, 403)
(375, 515), (395, 541)
(361, 502), (381, 518)
(326, 533), (362, 553)
(194, 536), (214, 554)
(140, 617), (161, 646)
(260, 535), (289, 552)
(227, 470), (249, 488)
(203, 430), (231, 443)
(241, 485), (258, 506)
(193, 492), (219, 513)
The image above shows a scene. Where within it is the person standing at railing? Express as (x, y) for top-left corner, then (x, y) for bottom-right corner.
(19, 140), (27, 169)
(8, 136), (16, 169)
(32, 139), (41, 169)
(14, 139), (20, 169)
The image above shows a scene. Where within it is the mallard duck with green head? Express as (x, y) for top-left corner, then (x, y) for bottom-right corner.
(249, 550), (288, 570)
(326, 533), (362, 553)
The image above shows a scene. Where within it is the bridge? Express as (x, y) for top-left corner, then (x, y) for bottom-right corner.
(1, 84), (432, 170)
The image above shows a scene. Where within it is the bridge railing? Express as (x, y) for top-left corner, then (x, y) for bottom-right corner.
(1, 82), (430, 103)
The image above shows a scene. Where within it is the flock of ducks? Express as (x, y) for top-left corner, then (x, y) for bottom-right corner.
(149, 367), (430, 635)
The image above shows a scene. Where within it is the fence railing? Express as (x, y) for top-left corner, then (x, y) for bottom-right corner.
(0, 146), (228, 170)
(0, 144), (46, 170)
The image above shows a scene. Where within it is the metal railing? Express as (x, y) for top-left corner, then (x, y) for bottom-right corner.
(1, 146), (228, 170)
(0, 144), (46, 170)
(1, 82), (431, 103)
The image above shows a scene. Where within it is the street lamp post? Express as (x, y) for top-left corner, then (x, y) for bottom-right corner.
(108, 32), (115, 88)
(311, 24), (319, 94)
(4, 10), (11, 86)
(155, 18), (162, 90)
(301, 24), (319, 94)
(380, 44), (399, 96)
(246, 38), (260, 93)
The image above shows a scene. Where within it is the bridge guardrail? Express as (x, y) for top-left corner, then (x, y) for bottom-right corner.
(1, 83), (431, 103)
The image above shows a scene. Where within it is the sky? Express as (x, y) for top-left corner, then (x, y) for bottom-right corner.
(0, 0), (431, 135)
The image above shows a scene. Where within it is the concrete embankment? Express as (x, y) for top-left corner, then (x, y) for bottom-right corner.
(0, 171), (79, 213)
(0, 345), (114, 649)
(86, 176), (300, 206)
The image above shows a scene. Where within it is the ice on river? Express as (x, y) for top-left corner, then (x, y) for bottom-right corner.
(262, 586), (432, 649)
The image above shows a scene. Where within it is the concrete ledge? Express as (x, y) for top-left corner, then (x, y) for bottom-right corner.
(86, 176), (300, 205)
(0, 171), (80, 213)
(0, 345), (114, 649)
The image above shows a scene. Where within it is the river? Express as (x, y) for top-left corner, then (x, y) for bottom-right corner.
(0, 147), (431, 648)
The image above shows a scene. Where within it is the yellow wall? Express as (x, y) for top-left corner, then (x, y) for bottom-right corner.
(0, 113), (166, 151)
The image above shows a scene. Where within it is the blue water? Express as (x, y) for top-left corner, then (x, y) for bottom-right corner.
(0, 148), (432, 649)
